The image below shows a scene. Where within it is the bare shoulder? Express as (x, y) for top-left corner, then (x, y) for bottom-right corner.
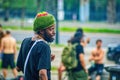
(11, 37), (16, 41)
(101, 49), (104, 54)
(1, 37), (6, 41)
(92, 48), (96, 53)
(91, 48), (96, 55)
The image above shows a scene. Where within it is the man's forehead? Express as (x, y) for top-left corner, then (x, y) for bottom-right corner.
(47, 25), (55, 29)
(98, 41), (102, 43)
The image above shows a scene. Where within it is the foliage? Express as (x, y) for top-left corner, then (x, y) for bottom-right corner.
(26, 0), (37, 10)
(2, 0), (11, 8)
(64, 0), (79, 11)
(11, 0), (27, 9)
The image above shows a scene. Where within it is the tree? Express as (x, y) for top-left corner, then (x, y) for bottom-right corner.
(21, 0), (26, 28)
(107, 0), (116, 23)
(2, 0), (11, 21)
(37, 0), (41, 12)
(11, 0), (26, 28)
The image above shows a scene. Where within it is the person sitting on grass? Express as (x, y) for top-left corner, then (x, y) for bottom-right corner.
(88, 39), (104, 80)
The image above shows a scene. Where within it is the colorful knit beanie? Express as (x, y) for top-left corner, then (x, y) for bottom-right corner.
(33, 12), (56, 32)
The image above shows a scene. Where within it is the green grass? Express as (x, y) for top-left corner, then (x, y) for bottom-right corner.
(51, 66), (58, 71)
(0, 60), (2, 68)
(60, 27), (120, 34)
(50, 44), (65, 47)
(3, 26), (120, 34)
(17, 41), (22, 44)
(3, 26), (33, 30)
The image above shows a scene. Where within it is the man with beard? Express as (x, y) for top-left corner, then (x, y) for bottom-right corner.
(88, 39), (104, 80)
(16, 12), (56, 80)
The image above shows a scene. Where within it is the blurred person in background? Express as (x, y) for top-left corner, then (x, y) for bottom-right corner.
(75, 28), (90, 47)
(58, 28), (90, 80)
(88, 39), (104, 80)
(0, 24), (5, 59)
(1, 30), (18, 79)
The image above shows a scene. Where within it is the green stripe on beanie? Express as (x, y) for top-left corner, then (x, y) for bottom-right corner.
(33, 12), (56, 31)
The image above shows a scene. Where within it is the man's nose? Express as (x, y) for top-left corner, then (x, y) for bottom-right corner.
(53, 32), (56, 36)
(52, 30), (55, 35)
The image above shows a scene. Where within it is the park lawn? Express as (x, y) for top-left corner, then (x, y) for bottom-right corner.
(60, 27), (120, 34)
(3, 26), (120, 34)
(3, 26), (33, 30)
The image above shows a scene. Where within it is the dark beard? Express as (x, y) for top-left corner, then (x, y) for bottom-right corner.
(43, 30), (54, 43)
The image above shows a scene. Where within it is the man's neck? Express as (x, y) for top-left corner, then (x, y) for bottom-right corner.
(96, 47), (101, 50)
(32, 34), (46, 42)
(6, 34), (11, 37)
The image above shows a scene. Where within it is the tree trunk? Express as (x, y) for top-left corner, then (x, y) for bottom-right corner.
(3, 0), (10, 21)
(107, 0), (116, 23)
(20, 0), (26, 28)
(37, 0), (41, 12)
(4, 8), (9, 21)
(21, 7), (25, 28)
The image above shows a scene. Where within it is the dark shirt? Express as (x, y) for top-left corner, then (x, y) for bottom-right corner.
(72, 44), (84, 72)
(17, 37), (33, 72)
(17, 37), (51, 80)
